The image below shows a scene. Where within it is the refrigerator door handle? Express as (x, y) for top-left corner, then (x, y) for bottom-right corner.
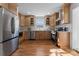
(11, 17), (15, 34)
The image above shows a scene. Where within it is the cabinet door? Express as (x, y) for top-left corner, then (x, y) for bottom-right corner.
(35, 31), (51, 40)
(61, 4), (70, 24)
(20, 16), (34, 27)
(53, 14), (56, 27)
(30, 18), (34, 26)
(0, 3), (8, 9)
(20, 15), (26, 26)
(26, 17), (31, 27)
(25, 17), (29, 27)
(8, 3), (17, 15)
(50, 16), (54, 27)
(58, 32), (70, 49)
(46, 18), (50, 26)
(25, 16), (34, 27)
(50, 13), (56, 27)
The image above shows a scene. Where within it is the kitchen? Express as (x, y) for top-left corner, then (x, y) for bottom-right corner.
(0, 3), (79, 56)
(18, 3), (71, 51)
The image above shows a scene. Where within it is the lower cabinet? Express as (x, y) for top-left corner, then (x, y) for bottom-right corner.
(35, 31), (51, 40)
(58, 32), (70, 49)
(22, 31), (29, 40)
(21, 31), (51, 41)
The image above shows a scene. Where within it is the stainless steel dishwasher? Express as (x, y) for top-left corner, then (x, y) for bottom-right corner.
(28, 28), (35, 40)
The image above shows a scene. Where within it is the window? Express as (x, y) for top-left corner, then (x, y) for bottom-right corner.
(35, 16), (45, 27)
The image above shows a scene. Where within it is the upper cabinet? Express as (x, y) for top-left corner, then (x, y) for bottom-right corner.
(30, 17), (34, 26)
(50, 15), (54, 27)
(45, 13), (57, 28)
(45, 17), (50, 26)
(26, 16), (35, 27)
(20, 15), (26, 27)
(0, 3), (8, 9)
(61, 3), (70, 24)
(50, 13), (56, 27)
(8, 3), (17, 15)
(25, 16), (35, 27)
(0, 3), (17, 15)
(19, 14), (35, 27)
(56, 12), (59, 20)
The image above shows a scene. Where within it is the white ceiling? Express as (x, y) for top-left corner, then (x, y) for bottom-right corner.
(17, 3), (63, 16)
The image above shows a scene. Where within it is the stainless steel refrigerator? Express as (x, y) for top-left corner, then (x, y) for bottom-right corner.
(0, 8), (19, 56)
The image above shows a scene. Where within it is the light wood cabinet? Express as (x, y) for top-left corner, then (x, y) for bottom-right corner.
(58, 32), (70, 49)
(8, 3), (17, 15)
(0, 3), (8, 9)
(0, 3), (17, 15)
(22, 31), (29, 40)
(20, 15), (26, 26)
(49, 16), (53, 27)
(26, 16), (35, 26)
(45, 12), (59, 28)
(25, 17), (30, 27)
(22, 31), (51, 40)
(45, 16), (50, 26)
(35, 31), (51, 40)
(45, 17), (50, 26)
(53, 13), (56, 27)
(19, 15), (35, 27)
(19, 14), (27, 27)
(45, 13), (56, 28)
(61, 3), (70, 24)
(50, 13), (56, 27)
(30, 18), (34, 26)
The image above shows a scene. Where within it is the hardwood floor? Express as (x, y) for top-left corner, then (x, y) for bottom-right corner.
(12, 39), (77, 56)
